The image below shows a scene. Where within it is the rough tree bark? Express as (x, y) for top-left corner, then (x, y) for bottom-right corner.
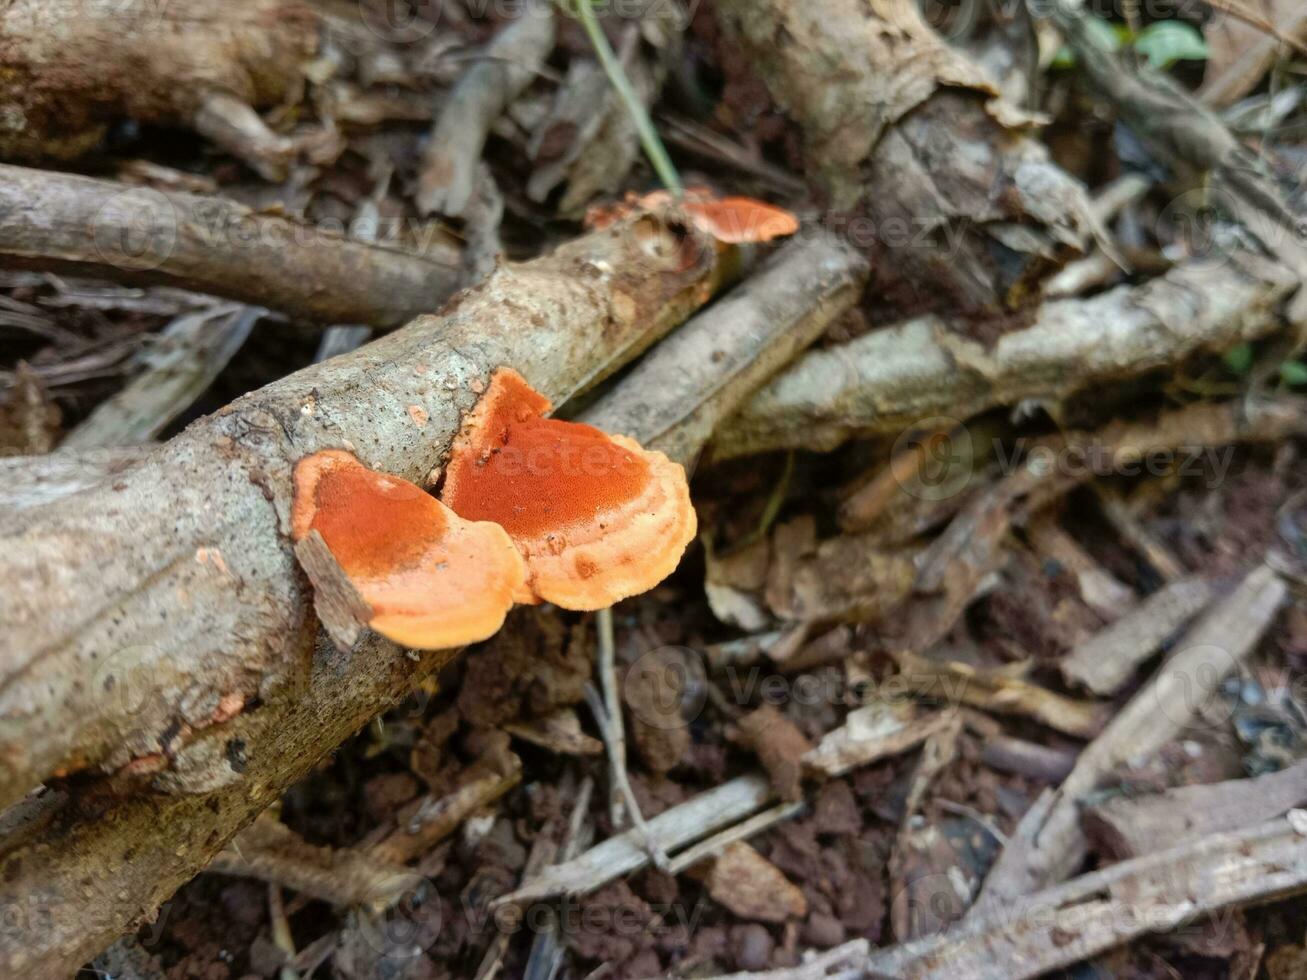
(0, 165), (462, 328)
(715, 0), (1097, 324)
(0, 213), (879, 975)
(0, 0), (318, 179)
(711, 254), (1295, 458)
(582, 231), (869, 465)
(0, 214), (726, 978)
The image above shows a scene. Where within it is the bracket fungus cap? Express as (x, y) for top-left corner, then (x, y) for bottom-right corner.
(585, 187), (799, 244)
(291, 450), (526, 649)
(440, 368), (697, 610)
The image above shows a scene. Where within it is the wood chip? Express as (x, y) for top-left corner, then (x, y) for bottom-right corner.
(1085, 757), (1307, 858)
(1060, 576), (1216, 695)
(736, 705), (813, 801)
(704, 843), (808, 923)
(292, 530), (372, 654)
(802, 701), (953, 778)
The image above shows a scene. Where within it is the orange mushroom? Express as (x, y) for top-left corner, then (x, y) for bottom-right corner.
(585, 186), (799, 244)
(439, 368), (697, 610)
(291, 450), (526, 649)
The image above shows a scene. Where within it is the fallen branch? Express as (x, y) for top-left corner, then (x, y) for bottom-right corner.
(0, 213), (723, 977)
(0, 164), (461, 327)
(582, 231), (868, 464)
(711, 256), (1294, 458)
(210, 815), (414, 908)
(367, 751), (523, 866)
(976, 564), (1287, 907)
(1059, 576), (1216, 696)
(491, 774), (774, 907)
(1085, 757), (1307, 859)
(893, 653), (1106, 739)
(0, 0), (317, 179)
(0, 446), (150, 512)
(867, 815), (1307, 979)
(717, 0), (1094, 320)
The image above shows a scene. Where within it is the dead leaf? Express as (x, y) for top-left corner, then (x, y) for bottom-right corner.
(1199, 1), (1307, 107)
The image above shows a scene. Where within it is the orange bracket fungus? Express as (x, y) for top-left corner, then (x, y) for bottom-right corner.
(440, 368), (697, 610)
(291, 450), (526, 650)
(586, 187), (799, 244)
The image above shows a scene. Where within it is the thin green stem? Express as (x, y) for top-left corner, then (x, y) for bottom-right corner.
(564, 0), (683, 193)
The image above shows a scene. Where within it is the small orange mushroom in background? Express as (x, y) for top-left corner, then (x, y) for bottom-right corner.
(585, 186), (799, 244)
(291, 450), (526, 650)
(440, 368), (697, 610)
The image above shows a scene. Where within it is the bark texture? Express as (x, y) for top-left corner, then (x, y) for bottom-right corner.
(582, 231), (869, 465)
(868, 816), (1307, 978)
(0, 165), (461, 327)
(0, 215), (724, 980)
(0, 0), (316, 163)
(711, 255), (1295, 458)
(715, 0), (1096, 321)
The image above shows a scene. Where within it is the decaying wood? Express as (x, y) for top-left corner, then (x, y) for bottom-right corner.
(0, 0), (317, 178)
(1060, 576), (1216, 696)
(210, 815), (414, 908)
(0, 446), (150, 512)
(977, 565), (1288, 908)
(0, 214), (723, 978)
(712, 256), (1294, 458)
(417, 4), (556, 218)
(801, 702), (956, 778)
(867, 815), (1307, 979)
(0, 165), (461, 327)
(1085, 757), (1307, 859)
(716, 0), (1094, 320)
(582, 232), (869, 466)
(491, 774), (774, 908)
(62, 304), (262, 449)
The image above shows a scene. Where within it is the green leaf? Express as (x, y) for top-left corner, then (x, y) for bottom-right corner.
(1280, 360), (1307, 387)
(1224, 343), (1254, 375)
(1134, 21), (1209, 70)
